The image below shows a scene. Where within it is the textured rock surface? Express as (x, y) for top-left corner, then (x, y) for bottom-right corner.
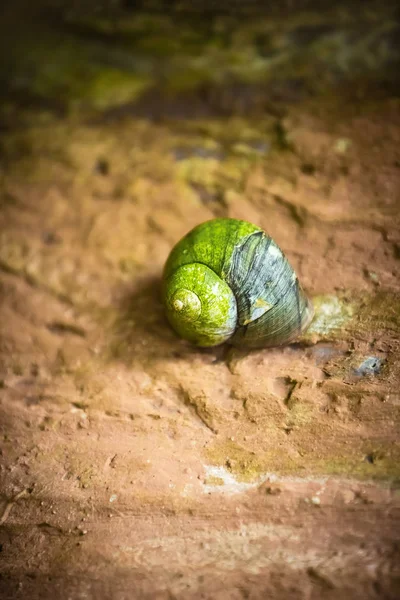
(1, 1), (400, 599)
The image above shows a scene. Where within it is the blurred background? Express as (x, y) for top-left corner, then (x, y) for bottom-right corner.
(1, 0), (400, 119)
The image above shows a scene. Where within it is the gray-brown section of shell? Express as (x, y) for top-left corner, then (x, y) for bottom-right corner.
(223, 231), (310, 348)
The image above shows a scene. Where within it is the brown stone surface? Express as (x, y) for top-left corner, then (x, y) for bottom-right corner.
(1, 2), (400, 599)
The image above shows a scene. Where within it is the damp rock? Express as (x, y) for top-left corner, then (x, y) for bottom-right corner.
(172, 147), (225, 161)
(354, 356), (383, 377)
(94, 157), (110, 176)
(306, 295), (353, 338)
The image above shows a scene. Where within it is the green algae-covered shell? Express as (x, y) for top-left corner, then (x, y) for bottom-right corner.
(162, 218), (314, 348)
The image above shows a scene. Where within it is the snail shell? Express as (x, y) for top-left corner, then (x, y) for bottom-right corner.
(162, 218), (314, 348)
